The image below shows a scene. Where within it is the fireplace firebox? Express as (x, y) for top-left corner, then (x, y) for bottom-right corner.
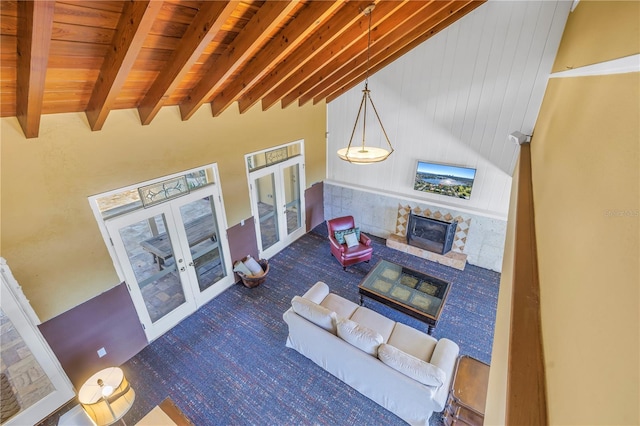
(407, 213), (457, 255)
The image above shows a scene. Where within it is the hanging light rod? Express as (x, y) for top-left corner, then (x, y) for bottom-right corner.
(337, 4), (394, 165)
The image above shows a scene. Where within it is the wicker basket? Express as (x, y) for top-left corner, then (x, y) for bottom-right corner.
(237, 258), (269, 288)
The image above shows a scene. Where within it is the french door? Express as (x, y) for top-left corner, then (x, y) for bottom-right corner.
(1, 259), (75, 425)
(249, 155), (306, 259)
(105, 188), (233, 342)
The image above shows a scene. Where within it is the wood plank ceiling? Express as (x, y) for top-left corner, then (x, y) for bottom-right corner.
(0, 0), (485, 138)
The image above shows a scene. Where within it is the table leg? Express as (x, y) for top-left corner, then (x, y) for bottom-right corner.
(359, 294), (364, 306)
(427, 324), (435, 335)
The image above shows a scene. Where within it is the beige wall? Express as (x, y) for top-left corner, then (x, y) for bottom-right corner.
(486, 1), (639, 424)
(0, 102), (326, 321)
(552, 0), (639, 73)
(533, 72), (639, 425)
(535, 1), (639, 422)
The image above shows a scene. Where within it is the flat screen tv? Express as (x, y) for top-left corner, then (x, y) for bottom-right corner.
(413, 161), (476, 200)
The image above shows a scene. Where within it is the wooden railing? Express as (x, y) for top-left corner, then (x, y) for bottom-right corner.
(506, 143), (548, 424)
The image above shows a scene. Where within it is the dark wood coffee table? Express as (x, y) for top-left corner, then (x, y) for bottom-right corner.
(358, 259), (450, 334)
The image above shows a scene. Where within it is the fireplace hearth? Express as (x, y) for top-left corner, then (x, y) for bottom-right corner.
(407, 213), (457, 255)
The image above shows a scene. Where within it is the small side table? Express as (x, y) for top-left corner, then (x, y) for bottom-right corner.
(444, 355), (490, 426)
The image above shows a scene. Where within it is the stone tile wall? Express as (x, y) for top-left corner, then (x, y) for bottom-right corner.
(323, 183), (507, 272)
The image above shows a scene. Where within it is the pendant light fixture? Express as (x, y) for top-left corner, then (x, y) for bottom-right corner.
(337, 4), (394, 164)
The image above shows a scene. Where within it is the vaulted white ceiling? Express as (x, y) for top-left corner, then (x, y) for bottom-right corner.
(327, 0), (573, 217)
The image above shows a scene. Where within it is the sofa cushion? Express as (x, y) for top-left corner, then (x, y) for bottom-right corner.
(378, 343), (446, 388)
(350, 307), (396, 342)
(336, 318), (383, 356)
(320, 293), (359, 320)
(388, 322), (438, 362)
(291, 296), (337, 334)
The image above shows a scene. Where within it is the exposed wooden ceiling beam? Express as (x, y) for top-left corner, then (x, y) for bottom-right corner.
(310, 1), (470, 104)
(236, 1), (375, 115)
(209, 1), (343, 117)
(3, 0), (489, 128)
(303, 0), (458, 105)
(323, 1), (484, 103)
(85, 1), (163, 131)
(179, 1), (298, 121)
(137, 1), (239, 125)
(16, 0), (55, 139)
(278, 0), (427, 109)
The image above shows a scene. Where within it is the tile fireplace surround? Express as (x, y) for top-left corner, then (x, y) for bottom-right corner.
(324, 183), (507, 272)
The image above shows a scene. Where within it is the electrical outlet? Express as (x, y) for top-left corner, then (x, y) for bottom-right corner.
(241, 219), (245, 226)
(97, 347), (107, 358)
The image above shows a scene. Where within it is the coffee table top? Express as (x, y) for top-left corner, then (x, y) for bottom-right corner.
(358, 259), (450, 321)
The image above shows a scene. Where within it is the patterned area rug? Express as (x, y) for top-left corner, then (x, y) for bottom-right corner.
(46, 224), (500, 426)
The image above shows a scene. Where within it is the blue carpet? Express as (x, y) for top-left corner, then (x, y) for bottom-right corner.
(111, 224), (499, 425)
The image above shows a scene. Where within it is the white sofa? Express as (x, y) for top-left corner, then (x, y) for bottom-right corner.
(283, 281), (459, 426)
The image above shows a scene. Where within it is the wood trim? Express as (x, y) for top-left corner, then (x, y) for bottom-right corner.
(506, 143), (547, 424)
(16, 0), (55, 139)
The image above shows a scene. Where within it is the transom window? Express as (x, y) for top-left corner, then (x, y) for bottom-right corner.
(246, 140), (302, 172)
(95, 168), (215, 220)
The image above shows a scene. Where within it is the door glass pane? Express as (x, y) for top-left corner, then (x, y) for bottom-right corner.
(256, 174), (279, 251)
(283, 164), (302, 235)
(0, 308), (54, 422)
(118, 214), (187, 323)
(179, 197), (226, 292)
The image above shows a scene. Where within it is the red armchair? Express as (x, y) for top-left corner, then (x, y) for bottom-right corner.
(327, 216), (373, 270)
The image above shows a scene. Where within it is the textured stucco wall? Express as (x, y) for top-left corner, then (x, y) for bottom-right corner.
(1, 102), (326, 321)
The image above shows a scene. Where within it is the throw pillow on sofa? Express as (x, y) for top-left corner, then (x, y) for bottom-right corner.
(377, 343), (446, 388)
(291, 296), (337, 334)
(336, 318), (383, 356)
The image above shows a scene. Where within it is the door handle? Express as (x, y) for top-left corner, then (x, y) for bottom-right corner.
(188, 261), (194, 267)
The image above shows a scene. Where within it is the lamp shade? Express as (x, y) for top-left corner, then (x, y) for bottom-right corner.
(78, 367), (135, 426)
(337, 146), (392, 164)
